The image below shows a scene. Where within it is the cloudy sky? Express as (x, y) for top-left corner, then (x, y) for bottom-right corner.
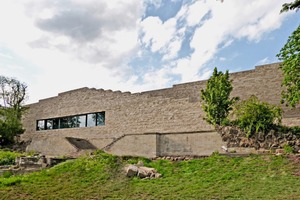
(0, 0), (299, 103)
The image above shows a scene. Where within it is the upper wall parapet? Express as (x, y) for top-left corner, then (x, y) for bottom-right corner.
(32, 62), (283, 106)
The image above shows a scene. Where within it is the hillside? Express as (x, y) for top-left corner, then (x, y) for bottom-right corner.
(0, 151), (300, 199)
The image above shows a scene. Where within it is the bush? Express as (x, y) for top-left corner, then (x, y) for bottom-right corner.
(0, 108), (25, 145)
(233, 96), (282, 137)
(283, 145), (294, 154)
(0, 150), (22, 166)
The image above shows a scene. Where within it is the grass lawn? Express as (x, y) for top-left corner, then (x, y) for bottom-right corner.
(0, 151), (299, 199)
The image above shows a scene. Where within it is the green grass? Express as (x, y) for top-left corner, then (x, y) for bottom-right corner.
(0, 151), (299, 199)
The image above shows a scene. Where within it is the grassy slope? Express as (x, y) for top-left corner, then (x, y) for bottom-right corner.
(0, 151), (299, 200)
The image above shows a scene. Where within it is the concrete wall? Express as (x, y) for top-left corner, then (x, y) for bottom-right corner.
(105, 134), (158, 158)
(21, 63), (300, 157)
(158, 131), (226, 156)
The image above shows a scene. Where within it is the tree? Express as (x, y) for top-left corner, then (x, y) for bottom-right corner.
(0, 76), (28, 145)
(201, 67), (239, 126)
(277, 1), (300, 107)
(280, 0), (300, 13)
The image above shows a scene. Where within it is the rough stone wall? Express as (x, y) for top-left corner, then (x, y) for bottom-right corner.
(21, 62), (300, 157)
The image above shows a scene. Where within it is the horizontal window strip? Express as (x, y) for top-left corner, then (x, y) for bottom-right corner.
(36, 112), (105, 131)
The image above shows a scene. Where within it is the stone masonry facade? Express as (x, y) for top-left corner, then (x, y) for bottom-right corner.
(21, 63), (300, 157)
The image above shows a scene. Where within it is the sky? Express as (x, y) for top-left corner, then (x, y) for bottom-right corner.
(0, 0), (299, 104)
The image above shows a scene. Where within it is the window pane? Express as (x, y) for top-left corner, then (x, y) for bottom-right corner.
(69, 116), (79, 128)
(96, 112), (105, 126)
(59, 117), (69, 129)
(46, 119), (53, 130)
(87, 113), (96, 127)
(78, 115), (86, 127)
(36, 120), (45, 131)
(53, 118), (59, 129)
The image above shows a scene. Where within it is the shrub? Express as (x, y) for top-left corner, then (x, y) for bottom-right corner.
(283, 144), (294, 154)
(0, 150), (22, 166)
(201, 67), (239, 126)
(233, 96), (282, 137)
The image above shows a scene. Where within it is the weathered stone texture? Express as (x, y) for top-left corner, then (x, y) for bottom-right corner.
(21, 63), (300, 157)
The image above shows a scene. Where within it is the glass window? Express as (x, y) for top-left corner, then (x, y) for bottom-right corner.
(53, 118), (59, 129)
(96, 112), (105, 126)
(69, 116), (79, 128)
(36, 120), (45, 131)
(78, 115), (86, 127)
(36, 111), (105, 131)
(46, 119), (53, 130)
(87, 113), (96, 127)
(59, 117), (70, 129)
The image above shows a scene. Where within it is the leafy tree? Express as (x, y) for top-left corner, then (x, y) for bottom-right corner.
(277, 1), (300, 107)
(233, 96), (282, 137)
(0, 76), (28, 145)
(201, 67), (239, 126)
(280, 0), (300, 13)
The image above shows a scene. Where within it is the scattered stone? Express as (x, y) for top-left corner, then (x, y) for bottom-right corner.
(221, 146), (228, 152)
(0, 154), (72, 176)
(124, 163), (161, 179)
(125, 165), (138, 177)
(276, 149), (284, 154)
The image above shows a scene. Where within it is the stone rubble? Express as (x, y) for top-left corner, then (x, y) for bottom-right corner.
(0, 154), (71, 176)
(217, 126), (300, 153)
(124, 161), (162, 179)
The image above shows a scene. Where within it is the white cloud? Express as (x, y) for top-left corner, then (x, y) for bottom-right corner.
(0, 0), (144, 103)
(172, 0), (291, 82)
(185, 1), (209, 27)
(140, 16), (177, 52)
(0, 0), (297, 104)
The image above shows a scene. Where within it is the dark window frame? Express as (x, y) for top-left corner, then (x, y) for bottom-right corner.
(36, 111), (105, 131)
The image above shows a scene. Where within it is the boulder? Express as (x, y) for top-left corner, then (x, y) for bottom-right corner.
(125, 165), (138, 177)
(124, 164), (161, 179)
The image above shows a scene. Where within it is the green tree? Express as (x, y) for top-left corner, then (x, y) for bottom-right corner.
(280, 0), (300, 13)
(277, 1), (300, 107)
(0, 76), (28, 145)
(200, 67), (239, 126)
(233, 96), (282, 137)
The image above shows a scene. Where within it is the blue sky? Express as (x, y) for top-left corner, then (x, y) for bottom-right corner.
(0, 0), (299, 103)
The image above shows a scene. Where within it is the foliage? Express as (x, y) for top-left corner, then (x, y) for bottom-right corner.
(275, 125), (300, 136)
(283, 144), (294, 154)
(0, 76), (28, 145)
(0, 152), (300, 199)
(0, 109), (25, 145)
(280, 0), (300, 13)
(277, 25), (300, 107)
(278, 1), (300, 107)
(201, 67), (239, 126)
(0, 150), (22, 166)
(233, 96), (282, 137)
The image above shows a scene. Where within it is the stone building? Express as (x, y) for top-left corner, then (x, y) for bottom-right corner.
(21, 63), (300, 157)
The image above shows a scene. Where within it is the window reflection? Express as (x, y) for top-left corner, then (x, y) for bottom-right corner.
(36, 120), (45, 131)
(53, 118), (59, 129)
(96, 112), (105, 126)
(46, 119), (53, 130)
(87, 113), (96, 127)
(78, 115), (86, 127)
(36, 112), (105, 131)
(59, 117), (70, 129)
